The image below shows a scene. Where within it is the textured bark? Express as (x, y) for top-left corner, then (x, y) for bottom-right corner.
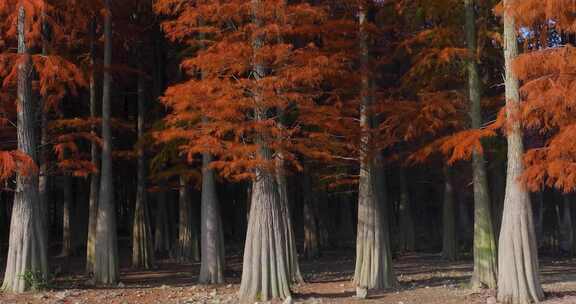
(276, 148), (303, 284)
(38, 2), (50, 248)
(94, 0), (119, 285)
(442, 166), (457, 261)
(176, 176), (200, 263)
(2, 7), (48, 292)
(239, 2), (292, 300)
(497, 5), (544, 303)
(86, 16), (99, 275)
(465, 0), (498, 289)
(60, 175), (73, 257)
(154, 190), (171, 255)
(198, 152), (225, 283)
(303, 173), (320, 260)
(353, 6), (396, 296)
(398, 167), (415, 252)
(132, 75), (155, 269)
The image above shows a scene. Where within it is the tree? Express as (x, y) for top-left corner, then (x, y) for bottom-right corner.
(176, 175), (200, 263)
(442, 165), (457, 261)
(94, 0), (119, 285)
(1, 5), (48, 293)
(464, 0), (497, 289)
(496, 1), (544, 302)
(353, 3), (396, 298)
(132, 74), (155, 269)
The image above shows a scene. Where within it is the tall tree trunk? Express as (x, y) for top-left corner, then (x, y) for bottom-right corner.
(337, 194), (355, 248)
(303, 172), (320, 260)
(60, 175), (73, 257)
(276, 141), (303, 284)
(132, 74), (155, 269)
(176, 176), (200, 263)
(442, 166), (457, 261)
(94, 0), (119, 285)
(559, 195), (573, 254)
(239, 2), (292, 301)
(2, 6), (49, 292)
(398, 167), (415, 252)
(497, 4), (544, 302)
(154, 190), (171, 255)
(465, 0), (498, 289)
(353, 5), (396, 298)
(38, 3), (50, 251)
(198, 151), (225, 283)
(86, 20), (100, 271)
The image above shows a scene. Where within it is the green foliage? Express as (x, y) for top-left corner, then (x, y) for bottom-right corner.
(18, 270), (51, 291)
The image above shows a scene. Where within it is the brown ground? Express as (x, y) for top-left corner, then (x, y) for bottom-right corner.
(1, 251), (576, 304)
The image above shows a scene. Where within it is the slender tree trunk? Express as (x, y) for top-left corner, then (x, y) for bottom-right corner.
(442, 166), (457, 261)
(60, 175), (73, 257)
(497, 5), (544, 302)
(559, 195), (573, 254)
(276, 143), (303, 284)
(176, 176), (200, 263)
(2, 6), (48, 292)
(132, 74), (155, 269)
(198, 151), (225, 283)
(303, 173), (320, 260)
(154, 190), (171, 255)
(239, 2), (292, 300)
(86, 16), (99, 275)
(38, 0), (51, 250)
(465, 0), (498, 289)
(398, 167), (415, 252)
(94, 0), (119, 285)
(337, 194), (355, 248)
(353, 6), (396, 297)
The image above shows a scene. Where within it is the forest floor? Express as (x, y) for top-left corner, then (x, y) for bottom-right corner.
(1, 250), (576, 304)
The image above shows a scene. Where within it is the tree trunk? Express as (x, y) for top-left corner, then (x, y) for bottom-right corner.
(353, 6), (396, 297)
(132, 74), (155, 269)
(154, 190), (171, 255)
(497, 5), (544, 303)
(2, 6), (49, 292)
(176, 176), (200, 263)
(86, 16), (99, 275)
(276, 146), (303, 284)
(238, 2), (292, 300)
(465, 0), (498, 289)
(442, 166), (457, 261)
(38, 1), (50, 250)
(337, 194), (355, 248)
(303, 173), (320, 260)
(559, 195), (573, 254)
(198, 151), (225, 283)
(60, 175), (73, 257)
(398, 167), (415, 252)
(94, 0), (119, 285)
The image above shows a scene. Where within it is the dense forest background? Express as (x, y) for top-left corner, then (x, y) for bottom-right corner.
(0, 0), (575, 304)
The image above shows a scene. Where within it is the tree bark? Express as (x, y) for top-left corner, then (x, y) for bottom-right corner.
(442, 166), (457, 261)
(94, 0), (119, 285)
(497, 4), (544, 302)
(303, 173), (320, 260)
(86, 16), (100, 275)
(398, 167), (415, 252)
(132, 74), (155, 269)
(176, 176), (200, 263)
(276, 140), (303, 284)
(465, 0), (498, 289)
(353, 5), (396, 297)
(154, 190), (171, 255)
(198, 151), (225, 283)
(238, 2), (293, 300)
(2, 6), (49, 292)
(60, 175), (73, 257)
